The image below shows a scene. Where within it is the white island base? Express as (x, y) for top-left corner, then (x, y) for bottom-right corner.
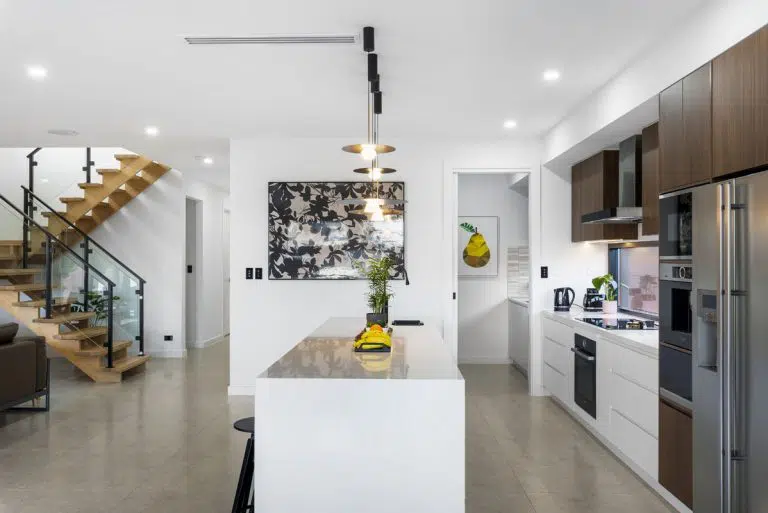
(253, 318), (465, 513)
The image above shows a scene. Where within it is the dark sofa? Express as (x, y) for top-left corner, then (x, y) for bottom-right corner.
(0, 323), (50, 412)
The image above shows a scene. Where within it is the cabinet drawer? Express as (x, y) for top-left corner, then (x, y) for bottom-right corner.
(610, 345), (657, 393)
(543, 318), (573, 348)
(544, 362), (568, 405)
(543, 336), (570, 376)
(611, 372), (659, 438)
(610, 407), (659, 480)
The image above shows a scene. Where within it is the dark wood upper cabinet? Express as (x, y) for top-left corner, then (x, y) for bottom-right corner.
(641, 123), (660, 236)
(571, 151), (638, 242)
(659, 80), (686, 192)
(659, 399), (693, 508)
(659, 63), (713, 193)
(571, 161), (583, 242)
(713, 25), (768, 177)
(684, 63), (713, 185)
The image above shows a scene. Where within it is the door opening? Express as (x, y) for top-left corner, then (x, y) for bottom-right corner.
(185, 197), (201, 347)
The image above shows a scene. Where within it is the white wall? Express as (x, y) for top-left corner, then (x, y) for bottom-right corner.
(544, 0), (768, 165)
(457, 174), (528, 364)
(228, 137), (541, 394)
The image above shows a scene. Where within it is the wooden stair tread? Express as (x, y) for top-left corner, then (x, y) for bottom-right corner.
(68, 340), (132, 357)
(108, 355), (149, 373)
(97, 168), (121, 175)
(126, 176), (150, 187)
(34, 311), (95, 324)
(42, 211), (67, 218)
(0, 283), (47, 292)
(92, 203), (114, 211)
(60, 197), (85, 204)
(0, 240), (23, 246)
(114, 154), (140, 161)
(13, 297), (76, 307)
(54, 326), (108, 340)
(0, 268), (40, 277)
(78, 183), (104, 190)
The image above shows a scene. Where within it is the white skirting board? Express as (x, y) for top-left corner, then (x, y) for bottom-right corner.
(457, 356), (513, 364)
(189, 333), (227, 349)
(549, 396), (692, 513)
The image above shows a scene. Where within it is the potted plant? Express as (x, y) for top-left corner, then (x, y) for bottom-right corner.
(592, 273), (618, 314)
(357, 256), (393, 327)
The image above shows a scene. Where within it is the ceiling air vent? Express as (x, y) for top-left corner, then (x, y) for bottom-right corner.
(183, 34), (358, 45)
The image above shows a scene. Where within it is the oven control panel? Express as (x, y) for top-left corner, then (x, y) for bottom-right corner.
(660, 263), (693, 282)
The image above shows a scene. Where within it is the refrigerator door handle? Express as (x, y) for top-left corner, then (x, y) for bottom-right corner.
(720, 182), (732, 513)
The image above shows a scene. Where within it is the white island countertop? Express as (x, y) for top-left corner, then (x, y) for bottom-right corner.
(260, 317), (462, 381)
(253, 317), (465, 513)
(543, 308), (659, 358)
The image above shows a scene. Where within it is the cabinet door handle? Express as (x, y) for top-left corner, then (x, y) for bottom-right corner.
(570, 347), (595, 361)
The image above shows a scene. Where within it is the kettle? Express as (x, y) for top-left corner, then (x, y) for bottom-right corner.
(554, 287), (576, 312)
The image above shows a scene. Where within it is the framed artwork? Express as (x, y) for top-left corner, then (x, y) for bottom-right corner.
(268, 182), (405, 280)
(458, 216), (498, 277)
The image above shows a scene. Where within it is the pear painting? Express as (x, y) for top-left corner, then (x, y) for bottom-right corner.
(460, 222), (491, 268)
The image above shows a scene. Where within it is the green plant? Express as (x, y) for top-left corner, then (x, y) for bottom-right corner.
(73, 291), (121, 326)
(356, 257), (393, 314)
(592, 273), (618, 301)
(460, 222), (478, 234)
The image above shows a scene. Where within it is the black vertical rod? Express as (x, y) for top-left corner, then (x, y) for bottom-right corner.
(138, 281), (145, 356)
(83, 147), (93, 184)
(106, 285), (114, 369)
(23, 148), (41, 268)
(82, 239), (90, 312)
(44, 235), (53, 319)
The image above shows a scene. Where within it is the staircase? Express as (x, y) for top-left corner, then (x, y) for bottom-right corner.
(0, 152), (167, 383)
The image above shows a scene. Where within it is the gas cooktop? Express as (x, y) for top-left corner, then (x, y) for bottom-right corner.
(575, 318), (658, 331)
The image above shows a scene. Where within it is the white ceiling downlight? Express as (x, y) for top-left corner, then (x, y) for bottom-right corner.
(47, 128), (79, 136)
(26, 65), (47, 80)
(144, 126), (159, 137)
(183, 34), (357, 45)
(503, 120), (518, 129)
(195, 155), (214, 165)
(543, 69), (561, 82)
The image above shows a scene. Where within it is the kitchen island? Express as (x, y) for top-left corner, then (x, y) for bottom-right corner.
(253, 317), (465, 513)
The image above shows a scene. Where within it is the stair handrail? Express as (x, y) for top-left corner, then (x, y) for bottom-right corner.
(21, 187), (146, 284)
(20, 186), (146, 357)
(0, 191), (118, 368)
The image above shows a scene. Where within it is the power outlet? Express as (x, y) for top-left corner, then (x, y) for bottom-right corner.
(255, 267), (263, 280)
(164, 335), (173, 341)
(541, 266), (549, 279)
(245, 267), (254, 280)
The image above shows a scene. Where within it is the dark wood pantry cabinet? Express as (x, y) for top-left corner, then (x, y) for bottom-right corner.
(571, 151), (638, 242)
(641, 123), (660, 235)
(659, 399), (693, 508)
(712, 24), (768, 177)
(659, 63), (713, 193)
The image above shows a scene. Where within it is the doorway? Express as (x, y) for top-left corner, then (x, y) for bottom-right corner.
(223, 209), (231, 336)
(443, 167), (539, 393)
(185, 197), (201, 347)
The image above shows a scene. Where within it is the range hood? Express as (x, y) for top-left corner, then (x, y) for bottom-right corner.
(581, 135), (643, 224)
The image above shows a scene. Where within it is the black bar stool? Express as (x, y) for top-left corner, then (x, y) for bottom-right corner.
(232, 417), (255, 513)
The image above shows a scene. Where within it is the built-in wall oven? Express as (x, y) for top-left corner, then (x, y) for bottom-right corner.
(659, 262), (694, 408)
(660, 191), (693, 260)
(572, 334), (597, 419)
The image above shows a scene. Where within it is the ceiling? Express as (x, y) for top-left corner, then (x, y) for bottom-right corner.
(0, 0), (710, 182)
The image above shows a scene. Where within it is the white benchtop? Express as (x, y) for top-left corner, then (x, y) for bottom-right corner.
(259, 317), (463, 381)
(543, 308), (659, 358)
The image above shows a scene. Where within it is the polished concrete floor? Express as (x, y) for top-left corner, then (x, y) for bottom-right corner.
(0, 342), (673, 513)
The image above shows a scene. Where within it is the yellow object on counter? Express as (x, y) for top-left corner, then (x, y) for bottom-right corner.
(354, 329), (392, 352)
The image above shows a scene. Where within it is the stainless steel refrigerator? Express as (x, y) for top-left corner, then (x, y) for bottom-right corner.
(693, 172), (768, 513)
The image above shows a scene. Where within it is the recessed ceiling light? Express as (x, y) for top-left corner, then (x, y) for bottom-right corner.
(40, 178), (49, 184)
(543, 69), (561, 82)
(503, 120), (518, 129)
(144, 126), (159, 137)
(203, 157), (214, 165)
(27, 65), (48, 80)
(47, 129), (79, 136)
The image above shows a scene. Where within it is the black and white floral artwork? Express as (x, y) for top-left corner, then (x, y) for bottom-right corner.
(268, 182), (405, 280)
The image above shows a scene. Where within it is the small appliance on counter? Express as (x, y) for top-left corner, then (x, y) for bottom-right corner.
(575, 317), (658, 330)
(553, 287), (575, 312)
(582, 288), (604, 312)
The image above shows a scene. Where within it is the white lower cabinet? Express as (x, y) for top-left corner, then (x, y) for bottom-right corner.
(541, 316), (659, 482)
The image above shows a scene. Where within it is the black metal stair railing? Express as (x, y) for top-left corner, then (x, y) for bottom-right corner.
(21, 186), (147, 357)
(0, 192), (119, 368)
